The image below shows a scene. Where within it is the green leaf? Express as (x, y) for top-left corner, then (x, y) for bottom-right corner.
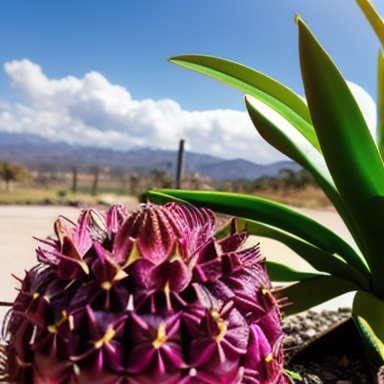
(378, 51), (384, 159)
(169, 55), (320, 151)
(244, 96), (364, 253)
(284, 369), (303, 381)
(355, 0), (384, 49)
(277, 276), (359, 316)
(214, 217), (235, 240)
(265, 260), (321, 282)
(147, 189), (364, 267)
(353, 315), (384, 369)
(353, 291), (384, 367)
(298, 17), (384, 297)
(244, 95), (327, 174)
(353, 291), (384, 344)
(238, 218), (371, 289)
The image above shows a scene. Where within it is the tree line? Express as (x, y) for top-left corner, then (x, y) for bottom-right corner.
(215, 168), (318, 194)
(0, 160), (318, 196)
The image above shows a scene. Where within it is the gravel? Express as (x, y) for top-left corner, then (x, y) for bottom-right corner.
(283, 308), (379, 384)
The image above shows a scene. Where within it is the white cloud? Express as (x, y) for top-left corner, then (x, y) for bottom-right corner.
(0, 59), (286, 164)
(1, 60), (376, 166)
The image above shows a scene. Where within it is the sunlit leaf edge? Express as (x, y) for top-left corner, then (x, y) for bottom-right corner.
(378, 51), (384, 158)
(169, 54), (320, 151)
(353, 290), (384, 367)
(355, 0), (384, 48)
(353, 315), (384, 368)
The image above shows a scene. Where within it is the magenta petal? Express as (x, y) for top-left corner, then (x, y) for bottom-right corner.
(221, 308), (249, 355)
(151, 259), (192, 292)
(189, 339), (240, 383)
(244, 324), (264, 371)
(195, 258), (222, 283)
(72, 209), (94, 256)
(128, 344), (156, 373)
(218, 231), (248, 253)
(106, 204), (128, 234)
(189, 340), (217, 366)
(244, 323), (285, 384)
(85, 305), (102, 340)
(114, 204), (182, 265)
(103, 341), (126, 372)
(112, 236), (134, 266)
(166, 203), (216, 256)
(135, 231), (175, 266)
(256, 307), (283, 346)
(129, 350), (183, 384)
(160, 342), (186, 369)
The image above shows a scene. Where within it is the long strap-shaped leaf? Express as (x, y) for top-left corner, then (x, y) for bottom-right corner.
(147, 189), (362, 266)
(169, 55), (320, 152)
(353, 291), (384, 367)
(244, 95), (326, 171)
(236, 218), (370, 288)
(244, 95), (364, 253)
(355, 0), (384, 49)
(264, 261), (321, 282)
(298, 17), (384, 298)
(378, 51), (384, 159)
(276, 276), (359, 316)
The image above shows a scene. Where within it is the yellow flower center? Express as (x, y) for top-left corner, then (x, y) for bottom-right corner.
(94, 326), (116, 349)
(152, 323), (167, 349)
(265, 353), (273, 363)
(47, 310), (73, 333)
(101, 281), (112, 290)
(211, 310), (227, 342)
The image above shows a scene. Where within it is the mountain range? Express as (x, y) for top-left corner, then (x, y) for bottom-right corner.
(0, 131), (302, 181)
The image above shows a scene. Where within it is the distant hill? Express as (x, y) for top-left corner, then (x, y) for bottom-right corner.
(0, 131), (301, 181)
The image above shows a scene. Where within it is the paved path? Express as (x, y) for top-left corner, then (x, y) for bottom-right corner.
(0, 204), (357, 312)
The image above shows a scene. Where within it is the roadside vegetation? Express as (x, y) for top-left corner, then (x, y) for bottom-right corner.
(0, 161), (27, 193)
(0, 161), (331, 209)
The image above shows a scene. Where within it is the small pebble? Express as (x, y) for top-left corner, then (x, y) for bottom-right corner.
(305, 328), (317, 338)
(321, 370), (337, 380)
(338, 355), (349, 367)
(284, 335), (296, 348)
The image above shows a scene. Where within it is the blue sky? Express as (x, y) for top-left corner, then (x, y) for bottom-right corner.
(0, 0), (382, 164)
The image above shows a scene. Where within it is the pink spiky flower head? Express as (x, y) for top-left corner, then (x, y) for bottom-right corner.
(0, 203), (288, 384)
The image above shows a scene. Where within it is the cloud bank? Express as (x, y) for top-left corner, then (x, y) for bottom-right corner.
(0, 59), (377, 164)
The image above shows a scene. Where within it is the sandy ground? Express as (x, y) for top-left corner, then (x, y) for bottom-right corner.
(0, 203), (357, 315)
